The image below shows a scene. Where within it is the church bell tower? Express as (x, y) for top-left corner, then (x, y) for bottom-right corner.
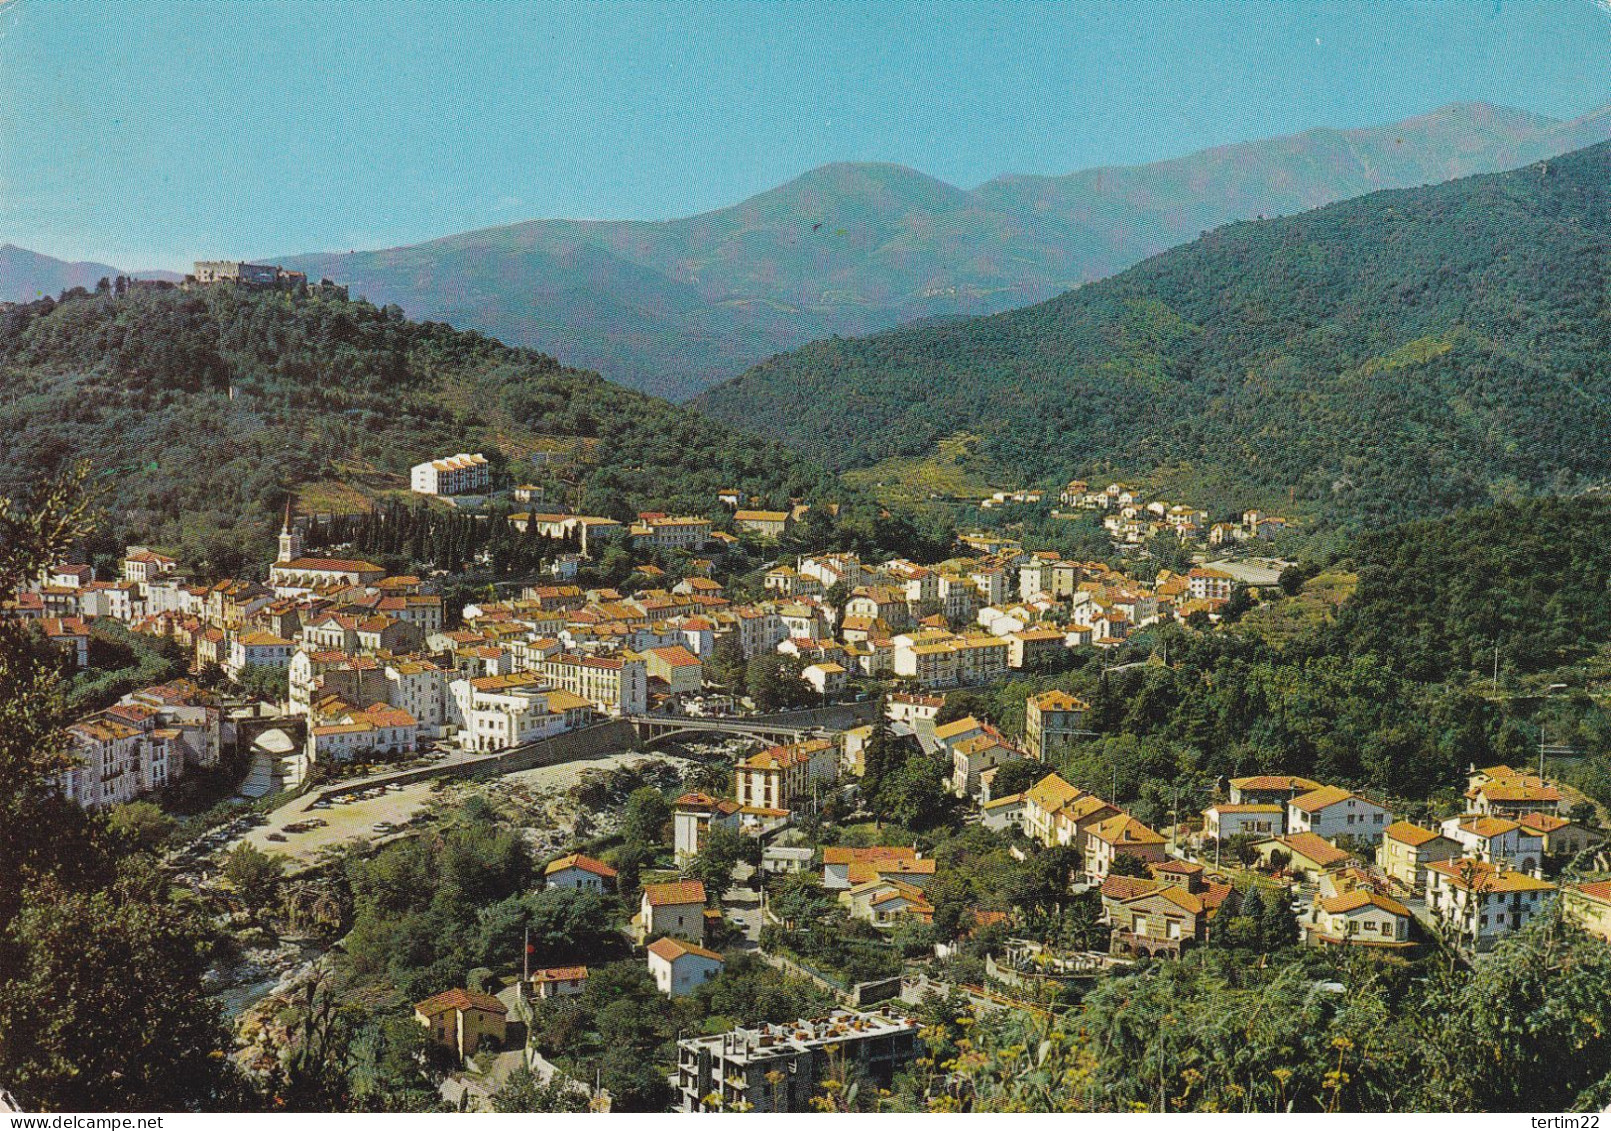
(278, 499), (302, 563)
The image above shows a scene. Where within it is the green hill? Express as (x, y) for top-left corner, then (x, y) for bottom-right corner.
(696, 139), (1611, 526)
(278, 102), (1611, 400)
(0, 286), (844, 571)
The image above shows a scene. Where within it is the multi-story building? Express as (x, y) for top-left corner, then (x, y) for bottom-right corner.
(410, 452), (491, 496)
(935, 571), (979, 621)
(1302, 887), (1415, 949)
(58, 718), (145, 808)
(1203, 802), (1285, 841)
(1424, 858), (1555, 950)
(893, 639), (958, 687)
(732, 510), (791, 540)
(1563, 881), (1611, 943)
(1377, 820), (1462, 890)
(1464, 769), (1565, 819)
(413, 988), (507, 1062)
(677, 1009), (921, 1112)
(306, 703), (420, 762)
(1517, 812), (1604, 861)
(1286, 787), (1393, 844)
(734, 738), (838, 813)
(645, 644), (703, 696)
(39, 616), (91, 668)
(1084, 814), (1168, 882)
(225, 630), (295, 681)
(448, 673), (593, 752)
(1005, 627), (1064, 670)
(1100, 870), (1235, 957)
(1227, 775), (1322, 806)
(190, 260), (315, 289)
(631, 515), (713, 551)
(384, 658), (449, 738)
(122, 546), (178, 584)
(1440, 815), (1545, 875)
(1185, 568), (1235, 602)
(1024, 688), (1090, 759)
(531, 652), (648, 716)
(647, 937), (725, 997)
(120, 682), (223, 768)
(638, 880), (707, 944)
(672, 792), (742, 861)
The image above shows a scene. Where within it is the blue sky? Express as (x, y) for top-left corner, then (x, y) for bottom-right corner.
(2, 0), (1609, 271)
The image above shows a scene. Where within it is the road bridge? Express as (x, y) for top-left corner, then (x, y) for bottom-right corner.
(624, 700), (881, 749)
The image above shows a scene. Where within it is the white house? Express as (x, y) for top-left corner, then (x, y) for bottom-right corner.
(802, 661), (848, 698)
(225, 630), (294, 681)
(646, 937), (724, 997)
(1203, 803), (1285, 841)
(529, 965), (588, 1000)
(1286, 787), (1393, 844)
(672, 792), (741, 862)
(1440, 816), (1544, 875)
(544, 853), (617, 892)
(411, 452), (490, 496)
(1424, 858), (1555, 950)
(1302, 888), (1414, 949)
(637, 880), (707, 944)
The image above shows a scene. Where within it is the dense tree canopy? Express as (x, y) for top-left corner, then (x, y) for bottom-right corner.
(700, 141), (1611, 527)
(0, 286), (850, 569)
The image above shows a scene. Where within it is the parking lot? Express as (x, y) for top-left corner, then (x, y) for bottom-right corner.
(235, 746), (694, 869)
(237, 779), (442, 866)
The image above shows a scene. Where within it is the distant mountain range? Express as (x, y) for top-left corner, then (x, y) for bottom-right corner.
(279, 100), (1611, 399)
(696, 139), (1611, 527)
(7, 100), (1610, 400)
(0, 245), (125, 301)
(0, 245), (181, 302)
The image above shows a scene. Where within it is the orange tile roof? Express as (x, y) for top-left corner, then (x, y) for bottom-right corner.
(1027, 689), (1089, 712)
(1288, 786), (1356, 814)
(1230, 774), (1322, 792)
(545, 852), (617, 879)
(1100, 875), (1161, 901)
(1571, 880), (1611, 906)
(531, 965), (588, 983)
(646, 936), (724, 962)
(1090, 814), (1165, 848)
(414, 987), (506, 1016)
(823, 845), (917, 866)
(642, 880), (706, 907)
(1458, 816), (1525, 839)
(1319, 889), (1411, 918)
(1426, 858), (1555, 893)
(1383, 820), (1445, 847)
(1274, 832), (1352, 869)
(1470, 782), (1562, 803)
(933, 715), (984, 740)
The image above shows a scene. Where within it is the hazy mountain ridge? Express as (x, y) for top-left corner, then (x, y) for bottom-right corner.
(281, 101), (1611, 399)
(9, 101), (1609, 400)
(0, 245), (126, 302)
(695, 138), (1611, 527)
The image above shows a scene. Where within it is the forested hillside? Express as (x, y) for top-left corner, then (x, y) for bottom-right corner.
(0, 286), (845, 572)
(698, 140), (1611, 526)
(943, 496), (1611, 808)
